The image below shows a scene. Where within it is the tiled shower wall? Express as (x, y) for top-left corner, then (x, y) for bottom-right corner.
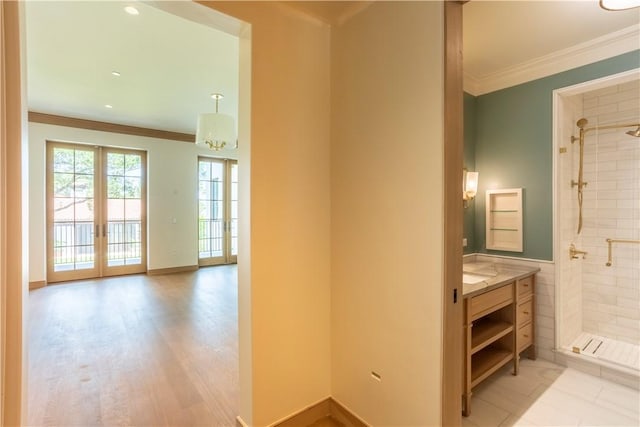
(557, 94), (585, 349)
(580, 80), (640, 345)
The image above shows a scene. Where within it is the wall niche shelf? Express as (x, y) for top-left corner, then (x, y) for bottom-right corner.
(486, 188), (523, 252)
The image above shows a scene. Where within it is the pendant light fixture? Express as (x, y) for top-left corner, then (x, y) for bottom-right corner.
(599, 0), (640, 10)
(196, 93), (236, 151)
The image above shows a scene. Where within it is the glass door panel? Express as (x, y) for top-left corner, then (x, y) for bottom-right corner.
(103, 149), (146, 275)
(199, 159), (226, 265)
(48, 143), (99, 281)
(229, 162), (238, 261)
(47, 142), (146, 283)
(198, 158), (237, 266)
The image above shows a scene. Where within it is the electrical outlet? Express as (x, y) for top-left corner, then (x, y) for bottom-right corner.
(463, 238), (468, 247)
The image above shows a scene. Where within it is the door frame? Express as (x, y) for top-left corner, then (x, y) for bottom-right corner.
(100, 146), (148, 277)
(45, 141), (148, 283)
(442, 2), (464, 425)
(46, 141), (101, 282)
(197, 156), (237, 266)
(1, 1), (27, 424)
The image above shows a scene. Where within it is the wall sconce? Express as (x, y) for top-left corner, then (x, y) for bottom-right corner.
(196, 93), (237, 151)
(463, 170), (479, 208)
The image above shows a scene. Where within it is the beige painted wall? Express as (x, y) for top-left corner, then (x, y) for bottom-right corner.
(202, 2), (332, 426)
(27, 122), (238, 282)
(330, 2), (445, 425)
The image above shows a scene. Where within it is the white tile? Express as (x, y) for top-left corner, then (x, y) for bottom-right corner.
(464, 395), (511, 427)
(601, 367), (640, 390)
(511, 415), (541, 426)
(577, 406), (639, 426)
(471, 358), (640, 427)
(520, 398), (581, 426)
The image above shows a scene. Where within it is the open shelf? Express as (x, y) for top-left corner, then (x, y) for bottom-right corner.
(471, 345), (513, 387)
(486, 188), (523, 252)
(471, 319), (513, 355)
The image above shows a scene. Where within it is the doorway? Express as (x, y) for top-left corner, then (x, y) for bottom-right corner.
(198, 157), (238, 266)
(46, 141), (147, 282)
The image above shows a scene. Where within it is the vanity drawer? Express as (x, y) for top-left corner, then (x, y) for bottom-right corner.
(517, 298), (533, 326)
(470, 283), (514, 321)
(517, 275), (533, 298)
(517, 322), (533, 351)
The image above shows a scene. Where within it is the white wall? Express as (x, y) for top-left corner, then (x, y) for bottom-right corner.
(28, 122), (238, 282)
(330, 2), (445, 425)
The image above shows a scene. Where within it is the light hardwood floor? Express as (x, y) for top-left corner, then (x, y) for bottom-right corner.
(28, 266), (239, 426)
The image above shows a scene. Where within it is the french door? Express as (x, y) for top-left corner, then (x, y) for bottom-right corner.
(47, 142), (147, 283)
(198, 157), (237, 266)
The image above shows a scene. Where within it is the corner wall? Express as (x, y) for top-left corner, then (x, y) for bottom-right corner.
(202, 2), (332, 426)
(330, 2), (444, 425)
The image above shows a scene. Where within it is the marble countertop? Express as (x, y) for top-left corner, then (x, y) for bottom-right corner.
(462, 261), (540, 298)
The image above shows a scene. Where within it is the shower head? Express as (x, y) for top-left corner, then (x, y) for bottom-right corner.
(626, 126), (640, 137)
(576, 118), (589, 129)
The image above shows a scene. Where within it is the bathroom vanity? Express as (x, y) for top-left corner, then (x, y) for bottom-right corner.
(461, 263), (539, 416)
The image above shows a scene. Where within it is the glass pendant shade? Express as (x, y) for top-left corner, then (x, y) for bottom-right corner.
(196, 112), (236, 151)
(463, 171), (479, 201)
(599, 0), (640, 10)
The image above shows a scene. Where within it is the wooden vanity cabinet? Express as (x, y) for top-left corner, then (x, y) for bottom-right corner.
(462, 273), (536, 417)
(514, 274), (536, 374)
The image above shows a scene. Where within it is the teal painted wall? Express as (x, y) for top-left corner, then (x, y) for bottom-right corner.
(469, 50), (640, 261)
(463, 93), (477, 255)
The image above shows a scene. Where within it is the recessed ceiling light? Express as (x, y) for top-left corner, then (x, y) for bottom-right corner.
(124, 6), (139, 15)
(111, 71), (121, 77)
(105, 104), (113, 109)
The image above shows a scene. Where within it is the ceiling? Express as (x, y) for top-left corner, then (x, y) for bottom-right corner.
(464, 0), (639, 91)
(25, 1), (238, 135)
(25, 1), (640, 135)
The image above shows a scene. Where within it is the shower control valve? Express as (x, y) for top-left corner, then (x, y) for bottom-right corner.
(569, 243), (587, 260)
(571, 179), (587, 189)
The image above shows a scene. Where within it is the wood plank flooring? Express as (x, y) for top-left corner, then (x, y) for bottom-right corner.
(28, 265), (238, 426)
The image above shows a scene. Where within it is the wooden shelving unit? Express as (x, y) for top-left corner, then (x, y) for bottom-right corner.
(462, 273), (537, 417)
(471, 319), (513, 354)
(471, 346), (513, 387)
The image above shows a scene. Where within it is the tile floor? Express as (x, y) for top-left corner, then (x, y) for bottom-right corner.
(463, 358), (639, 427)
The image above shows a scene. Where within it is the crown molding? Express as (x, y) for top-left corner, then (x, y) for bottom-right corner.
(462, 72), (481, 96)
(29, 112), (195, 143)
(464, 24), (640, 96)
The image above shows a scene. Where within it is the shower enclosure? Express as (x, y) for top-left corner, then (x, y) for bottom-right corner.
(554, 69), (639, 383)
